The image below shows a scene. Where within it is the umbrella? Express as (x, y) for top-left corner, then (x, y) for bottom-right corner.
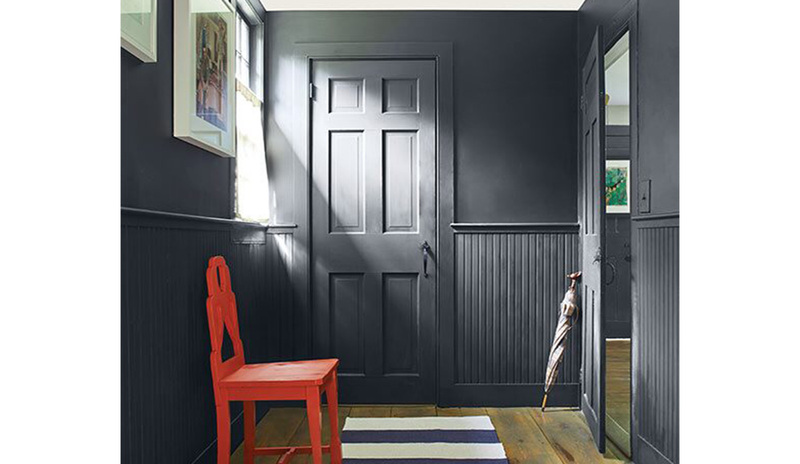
(541, 271), (581, 411)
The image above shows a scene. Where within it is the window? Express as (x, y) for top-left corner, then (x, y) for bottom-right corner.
(235, 12), (251, 86)
(233, 2), (268, 223)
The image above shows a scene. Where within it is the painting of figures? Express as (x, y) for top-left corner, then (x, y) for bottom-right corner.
(195, 13), (228, 131)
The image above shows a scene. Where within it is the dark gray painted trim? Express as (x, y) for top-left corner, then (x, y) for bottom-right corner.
(631, 212), (679, 222)
(606, 0), (638, 45)
(121, 207), (267, 228)
(190, 411), (244, 464)
(606, 125), (630, 159)
(637, 434), (675, 464)
(292, 42), (455, 400)
(606, 125), (630, 135)
(450, 223), (579, 233)
(596, 3), (642, 461)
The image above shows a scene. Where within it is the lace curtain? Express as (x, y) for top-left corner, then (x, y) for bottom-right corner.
(234, 81), (269, 222)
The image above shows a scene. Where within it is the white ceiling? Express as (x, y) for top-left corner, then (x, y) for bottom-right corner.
(259, 0), (585, 11)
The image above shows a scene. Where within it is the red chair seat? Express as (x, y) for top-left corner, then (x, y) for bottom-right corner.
(220, 359), (339, 388)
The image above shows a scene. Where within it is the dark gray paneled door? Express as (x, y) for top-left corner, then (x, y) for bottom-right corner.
(311, 59), (436, 403)
(580, 27), (607, 452)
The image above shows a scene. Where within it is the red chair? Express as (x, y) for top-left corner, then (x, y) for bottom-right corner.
(206, 256), (342, 464)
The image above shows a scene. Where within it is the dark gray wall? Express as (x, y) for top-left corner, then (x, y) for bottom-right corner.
(121, 0), (233, 218)
(265, 10), (582, 407)
(580, 0), (678, 217)
(633, 219), (678, 464)
(447, 227), (581, 407)
(579, 1), (679, 462)
(605, 126), (631, 339)
(636, 0), (679, 216)
(120, 2), (279, 463)
(266, 11), (578, 225)
(604, 214), (631, 338)
(121, 213), (296, 464)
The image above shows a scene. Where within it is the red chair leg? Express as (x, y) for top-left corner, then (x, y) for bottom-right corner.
(243, 401), (256, 464)
(306, 386), (324, 464)
(327, 373), (342, 464)
(216, 401), (231, 464)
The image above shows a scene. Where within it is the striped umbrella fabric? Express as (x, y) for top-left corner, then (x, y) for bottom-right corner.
(542, 271), (581, 411)
(341, 416), (509, 463)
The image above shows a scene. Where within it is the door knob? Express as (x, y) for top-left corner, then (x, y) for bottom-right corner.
(422, 241), (432, 278)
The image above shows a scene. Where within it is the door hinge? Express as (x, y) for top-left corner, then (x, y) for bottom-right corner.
(580, 95), (585, 110)
(309, 83), (315, 100)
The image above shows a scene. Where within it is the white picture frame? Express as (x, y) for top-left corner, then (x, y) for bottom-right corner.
(174, 0), (237, 158)
(121, 0), (158, 63)
(605, 159), (631, 214)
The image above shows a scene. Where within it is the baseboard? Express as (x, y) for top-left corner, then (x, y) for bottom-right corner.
(438, 384), (579, 408)
(190, 405), (270, 464)
(606, 413), (631, 458)
(606, 320), (632, 339)
(635, 434), (674, 464)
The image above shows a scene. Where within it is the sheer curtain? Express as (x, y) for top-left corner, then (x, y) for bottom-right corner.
(235, 81), (269, 222)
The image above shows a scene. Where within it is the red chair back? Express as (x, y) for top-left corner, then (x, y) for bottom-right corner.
(206, 256), (245, 398)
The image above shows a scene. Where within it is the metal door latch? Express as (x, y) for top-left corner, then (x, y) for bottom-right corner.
(422, 241), (432, 278)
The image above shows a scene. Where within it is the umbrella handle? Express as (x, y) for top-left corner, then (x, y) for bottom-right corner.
(570, 304), (580, 324)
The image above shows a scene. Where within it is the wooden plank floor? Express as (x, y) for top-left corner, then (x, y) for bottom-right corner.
(605, 339), (631, 458)
(230, 405), (631, 463)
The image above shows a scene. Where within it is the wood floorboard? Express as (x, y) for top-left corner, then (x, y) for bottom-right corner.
(391, 405), (438, 417)
(485, 407), (561, 464)
(436, 406), (488, 416)
(606, 339), (631, 458)
(285, 411), (312, 464)
(286, 405), (352, 464)
(230, 407), (306, 464)
(529, 408), (616, 463)
(231, 405), (629, 463)
(604, 437), (630, 462)
(346, 405), (393, 417)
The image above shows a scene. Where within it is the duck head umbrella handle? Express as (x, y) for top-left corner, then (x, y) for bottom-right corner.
(541, 271), (582, 411)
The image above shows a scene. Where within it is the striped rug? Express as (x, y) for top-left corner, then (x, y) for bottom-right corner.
(341, 416), (509, 463)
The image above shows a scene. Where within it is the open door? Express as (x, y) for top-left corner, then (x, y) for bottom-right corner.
(579, 26), (606, 452)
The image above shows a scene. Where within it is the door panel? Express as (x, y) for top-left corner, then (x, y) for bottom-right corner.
(329, 131), (365, 233)
(383, 131), (419, 233)
(330, 273), (365, 375)
(580, 27), (607, 452)
(382, 273), (419, 374)
(311, 60), (436, 403)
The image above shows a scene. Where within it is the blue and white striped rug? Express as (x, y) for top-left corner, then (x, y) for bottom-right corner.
(341, 416), (509, 463)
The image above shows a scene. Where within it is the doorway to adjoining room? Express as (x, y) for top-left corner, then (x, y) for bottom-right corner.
(603, 30), (632, 459)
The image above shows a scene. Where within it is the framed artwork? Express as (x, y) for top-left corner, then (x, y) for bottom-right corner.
(174, 0), (236, 157)
(121, 0), (158, 62)
(605, 160), (630, 214)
